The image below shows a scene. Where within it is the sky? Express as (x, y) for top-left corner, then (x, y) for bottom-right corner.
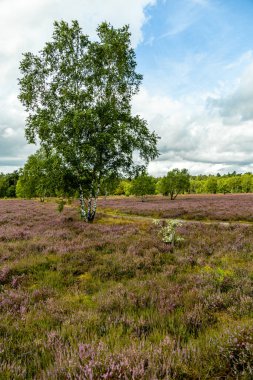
(1, 0), (253, 176)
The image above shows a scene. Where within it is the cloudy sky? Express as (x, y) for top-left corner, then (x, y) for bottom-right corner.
(1, 0), (253, 176)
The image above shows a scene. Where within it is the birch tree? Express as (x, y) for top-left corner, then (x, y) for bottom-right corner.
(18, 20), (159, 222)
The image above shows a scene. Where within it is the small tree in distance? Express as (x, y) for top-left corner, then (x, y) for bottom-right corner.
(130, 173), (156, 201)
(157, 168), (190, 200)
(205, 177), (218, 194)
(114, 180), (132, 196)
(18, 20), (159, 222)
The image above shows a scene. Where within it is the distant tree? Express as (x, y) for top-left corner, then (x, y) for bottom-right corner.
(0, 174), (8, 197)
(241, 174), (252, 193)
(217, 178), (230, 194)
(18, 20), (159, 222)
(114, 180), (132, 196)
(205, 177), (218, 194)
(155, 178), (163, 195)
(99, 175), (121, 198)
(130, 173), (156, 201)
(190, 178), (206, 194)
(6, 185), (16, 198)
(157, 168), (190, 200)
(227, 176), (242, 193)
(0, 171), (19, 198)
(15, 177), (28, 199)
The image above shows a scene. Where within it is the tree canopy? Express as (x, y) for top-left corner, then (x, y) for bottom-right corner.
(16, 148), (76, 201)
(157, 168), (190, 200)
(0, 171), (19, 198)
(130, 173), (156, 201)
(18, 20), (159, 221)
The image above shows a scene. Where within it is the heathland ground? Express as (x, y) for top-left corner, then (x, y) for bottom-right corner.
(0, 194), (253, 379)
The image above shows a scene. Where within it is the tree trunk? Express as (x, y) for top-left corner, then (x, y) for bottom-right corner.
(79, 184), (99, 223)
(79, 185), (87, 220)
(171, 192), (179, 200)
(86, 196), (97, 222)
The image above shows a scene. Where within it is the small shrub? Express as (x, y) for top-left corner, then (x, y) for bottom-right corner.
(56, 198), (66, 213)
(153, 219), (184, 247)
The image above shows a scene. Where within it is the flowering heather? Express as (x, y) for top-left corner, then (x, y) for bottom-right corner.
(0, 199), (253, 378)
(99, 193), (253, 221)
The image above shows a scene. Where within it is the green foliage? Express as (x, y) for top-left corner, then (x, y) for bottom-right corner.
(130, 173), (156, 200)
(205, 177), (218, 194)
(217, 178), (230, 194)
(114, 180), (132, 196)
(16, 148), (75, 200)
(18, 20), (159, 221)
(190, 173), (253, 194)
(0, 176), (7, 197)
(241, 174), (253, 193)
(190, 178), (206, 194)
(57, 199), (66, 213)
(0, 171), (19, 198)
(99, 176), (121, 197)
(227, 176), (242, 193)
(157, 168), (190, 200)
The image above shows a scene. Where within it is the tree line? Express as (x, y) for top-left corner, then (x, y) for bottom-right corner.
(114, 170), (253, 198)
(1, 162), (252, 200)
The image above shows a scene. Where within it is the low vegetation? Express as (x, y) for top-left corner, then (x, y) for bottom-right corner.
(0, 196), (253, 378)
(100, 193), (253, 222)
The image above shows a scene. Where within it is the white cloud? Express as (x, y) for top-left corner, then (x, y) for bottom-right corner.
(209, 62), (253, 123)
(132, 61), (253, 176)
(0, 0), (155, 56)
(0, 0), (155, 172)
(2, 128), (15, 138)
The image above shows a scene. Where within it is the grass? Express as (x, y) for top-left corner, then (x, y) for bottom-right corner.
(0, 197), (253, 378)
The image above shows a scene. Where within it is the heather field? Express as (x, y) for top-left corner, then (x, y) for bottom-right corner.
(0, 198), (253, 379)
(99, 193), (253, 222)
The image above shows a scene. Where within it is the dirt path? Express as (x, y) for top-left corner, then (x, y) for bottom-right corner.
(102, 211), (253, 227)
